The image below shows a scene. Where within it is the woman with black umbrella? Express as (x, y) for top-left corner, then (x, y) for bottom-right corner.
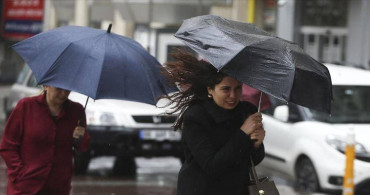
(161, 50), (265, 195)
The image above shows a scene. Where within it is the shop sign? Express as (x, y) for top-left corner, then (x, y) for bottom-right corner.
(1, 0), (44, 39)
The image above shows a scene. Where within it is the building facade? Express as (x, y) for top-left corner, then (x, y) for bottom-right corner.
(277, 0), (370, 69)
(0, 0), (369, 83)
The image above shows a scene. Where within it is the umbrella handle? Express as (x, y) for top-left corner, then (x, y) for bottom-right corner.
(83, 97), (89, 111)
(258, 91), (263, 112)
(74, 96), (89, 145)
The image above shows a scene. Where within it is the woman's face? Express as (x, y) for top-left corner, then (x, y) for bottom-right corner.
(207, 76), (242, 110)
(44, 86), (71, 106)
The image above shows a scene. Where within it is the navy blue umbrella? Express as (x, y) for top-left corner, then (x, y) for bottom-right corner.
(12, 24), (175, 105)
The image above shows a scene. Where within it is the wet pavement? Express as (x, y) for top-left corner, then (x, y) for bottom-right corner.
(0, 154), (180, 195)
(0, 142), (322, 195)
(0, 154), (321, 195)
(69, 157), (180, 195)
(71, 174), (177, 195)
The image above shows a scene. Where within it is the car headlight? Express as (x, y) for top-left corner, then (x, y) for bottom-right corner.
(86, 111), (118, 126)
(326, 135), (368, 154)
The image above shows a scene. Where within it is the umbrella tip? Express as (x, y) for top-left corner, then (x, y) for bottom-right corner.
(107, 24), (112, 33)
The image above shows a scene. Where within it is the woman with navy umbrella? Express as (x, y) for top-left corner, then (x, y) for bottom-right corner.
(160, 50), (265, 195)
(0, 86), (90, 195)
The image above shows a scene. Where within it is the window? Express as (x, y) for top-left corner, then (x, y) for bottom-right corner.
(309, 86), (370, 123)
(27, 74), (40, 88)
(301, 0), (348, 27)
(16, 64), (29, 84)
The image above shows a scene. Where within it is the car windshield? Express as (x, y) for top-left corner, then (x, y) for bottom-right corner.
(16, 64), (30, 84)
(307, 86), (370, 123)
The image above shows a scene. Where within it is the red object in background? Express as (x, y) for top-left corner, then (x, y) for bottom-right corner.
(1, 0), (44, 40)
(240, 84), (272, 111)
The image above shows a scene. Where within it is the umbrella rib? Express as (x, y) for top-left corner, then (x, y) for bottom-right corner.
(208, 19), (274, 45)
(126, 38), (160, 103)
(37, 43), (73, 84)
(214, 35), (276, 70)
(43, 34), (107, 100)
(215, 37), (275, 72)
(93, 35), (110, 100)
(139, 56), (158, 104)
(84, 34), (109, 99)
(94, 34), (128, 100)
(38, 32), (107, 88)
(115, 35), (160, 103)
(128, 42), (158, 103)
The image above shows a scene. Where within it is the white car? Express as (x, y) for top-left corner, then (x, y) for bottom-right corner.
(3, 64), (182, 176)
(260, 64), (370, 194)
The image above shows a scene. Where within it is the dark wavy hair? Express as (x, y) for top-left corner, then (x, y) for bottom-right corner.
(160, 49), (227, 130)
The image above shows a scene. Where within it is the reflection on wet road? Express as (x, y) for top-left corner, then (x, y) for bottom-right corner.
(1, 156), (180, 195)
(1, 155), (323, 195)
(71, 157), (180, 195)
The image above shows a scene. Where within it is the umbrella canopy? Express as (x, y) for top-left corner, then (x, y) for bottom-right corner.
(12, 25), (175, 105)
(175, 15), (332, 113)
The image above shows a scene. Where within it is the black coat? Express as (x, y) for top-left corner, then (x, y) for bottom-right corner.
(177, 99), (265, 195)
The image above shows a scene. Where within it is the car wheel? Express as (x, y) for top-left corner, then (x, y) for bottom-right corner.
(295, 157), (320, 193)
(74, 151), (91, 175)
(112, 155), (137, 177)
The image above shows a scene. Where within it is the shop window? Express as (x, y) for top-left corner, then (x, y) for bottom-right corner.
(301, 0), (348, 27)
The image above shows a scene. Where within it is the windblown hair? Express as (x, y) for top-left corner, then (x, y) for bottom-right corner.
(160, 49), (227, 130)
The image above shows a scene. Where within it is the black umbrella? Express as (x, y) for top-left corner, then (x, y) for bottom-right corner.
(175, 15), (332, 113)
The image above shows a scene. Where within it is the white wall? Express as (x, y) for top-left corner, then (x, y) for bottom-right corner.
(276, 0), (295, 41)
(346, 0), (370, 69)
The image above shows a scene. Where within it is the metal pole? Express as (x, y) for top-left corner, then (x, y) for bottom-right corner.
(342, 126), (355, 195)
(248, 0), (255, 23)
(74, 0), (89, 26)
(147, 0), (153, 53)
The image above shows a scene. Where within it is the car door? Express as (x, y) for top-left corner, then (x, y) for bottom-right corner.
(262, 104), (301, 172)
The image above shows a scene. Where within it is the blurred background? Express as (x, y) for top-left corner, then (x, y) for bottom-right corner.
(1, 0), (370, 195)
(1, 0), (369, 84)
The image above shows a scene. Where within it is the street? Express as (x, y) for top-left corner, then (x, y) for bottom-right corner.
(70, 157), (179, 195)
(0, 149), (302, 195)
(0, 124), (321, 195)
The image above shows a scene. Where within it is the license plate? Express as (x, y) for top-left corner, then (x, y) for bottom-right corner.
(139, 130), (181, 141)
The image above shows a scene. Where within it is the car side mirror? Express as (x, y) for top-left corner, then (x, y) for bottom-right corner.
(273, 105), (289, 122)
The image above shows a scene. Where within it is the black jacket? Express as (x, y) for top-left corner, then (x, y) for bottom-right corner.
(177, 99), (265, 195)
